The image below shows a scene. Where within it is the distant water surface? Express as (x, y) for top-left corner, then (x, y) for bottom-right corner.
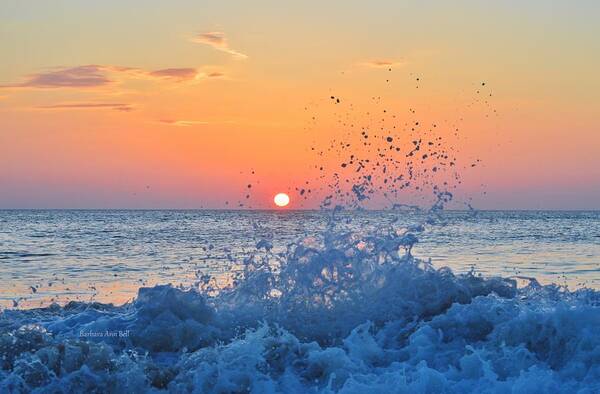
(1, 210), (599, 308)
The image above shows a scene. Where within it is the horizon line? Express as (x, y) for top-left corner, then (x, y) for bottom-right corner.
(1, 208), (599, 212)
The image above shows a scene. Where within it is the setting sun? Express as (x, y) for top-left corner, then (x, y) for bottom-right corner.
(274, 193), (290, 207)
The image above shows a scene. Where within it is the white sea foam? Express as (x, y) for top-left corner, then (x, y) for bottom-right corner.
(2, 207), (599, 393)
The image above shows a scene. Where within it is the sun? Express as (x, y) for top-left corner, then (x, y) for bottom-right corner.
(273, 192), (290, 207)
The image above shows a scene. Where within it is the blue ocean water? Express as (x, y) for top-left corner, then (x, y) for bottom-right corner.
(1, 210), (599, 308)
(1, 209), (600, 392)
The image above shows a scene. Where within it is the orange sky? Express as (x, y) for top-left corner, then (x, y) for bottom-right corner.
(1, 1), (599, 209)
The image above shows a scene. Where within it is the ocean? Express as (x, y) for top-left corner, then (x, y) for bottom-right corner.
(2, 210), (599, 308)
(1, 209), (600, 392)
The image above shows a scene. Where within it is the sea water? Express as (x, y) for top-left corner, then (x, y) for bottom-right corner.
(1, 210), (600, 308)
(1, 209), (600, 393)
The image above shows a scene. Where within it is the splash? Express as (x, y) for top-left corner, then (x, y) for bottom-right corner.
(2, 205), (600, 392)
(2, 77), (596, 393)
(238, 69), (490, 210)
(290, 71), (490, 211)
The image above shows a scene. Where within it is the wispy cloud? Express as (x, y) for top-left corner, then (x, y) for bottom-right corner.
(190, 32), (247, 59)
(113, 66), (204, 81)
(359, 59), (406, 68)
(2, 65), (208, 89)
(1, 65), (112, 89)
(158, 119), (211, 127)
(35, 102), (133, 112)
(207, 71), (226, 78)
(148, 68), (199, 80)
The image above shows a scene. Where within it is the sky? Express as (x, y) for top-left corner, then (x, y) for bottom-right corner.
(1, 0), (599, 209)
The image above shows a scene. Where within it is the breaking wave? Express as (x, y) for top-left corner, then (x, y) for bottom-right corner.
(2, 207), (600, 393)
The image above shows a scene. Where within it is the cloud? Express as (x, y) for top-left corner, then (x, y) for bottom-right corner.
(359, 60), (406, 68)
(158, 119), (210, 127)
(190, 32), (247, 59)
(1, 65), (112, 89)
(114, 66), (202, 81)
(148, 68), (199, 80)
(207, 71), (225, 78)
(36, 102), (133, 112)
(157, 118), (235, 127)
(2, 65), (207, 89)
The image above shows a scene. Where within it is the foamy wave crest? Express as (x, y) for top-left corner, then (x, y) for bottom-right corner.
(2, 210), (600, 393)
